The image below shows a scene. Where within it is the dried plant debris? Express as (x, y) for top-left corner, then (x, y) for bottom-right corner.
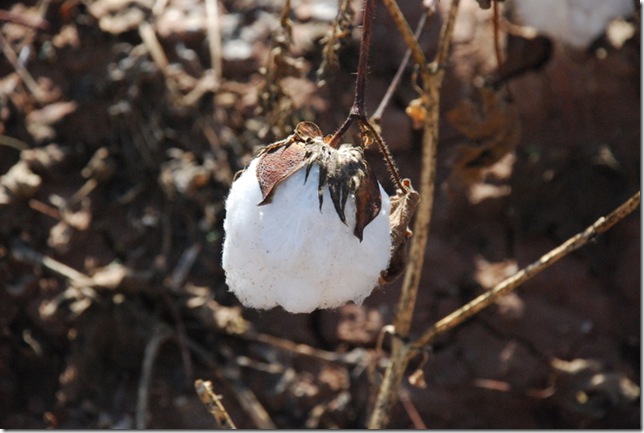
(256, 0), (306, 138)
(256, 122), (382, 240)
(379, 178), (419, 285)
(549, 358), (640, 419)
(446, 86), (521, 199)
(88, 0), (154, 35)
(0, 160), (41, 203)
(316, 0), (355, 86)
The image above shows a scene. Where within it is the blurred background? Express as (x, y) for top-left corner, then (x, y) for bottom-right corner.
(0, 0), (640, 428)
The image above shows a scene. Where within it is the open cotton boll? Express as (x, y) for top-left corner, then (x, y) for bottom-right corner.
(511, 0), (635, 50)
(222, 158), (392, 314)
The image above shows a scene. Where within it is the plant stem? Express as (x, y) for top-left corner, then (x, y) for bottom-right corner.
(371, 11), (430, 123)
(367, 0), (461, 428)
(327, 0), (407, 192)
(329, 0), (376, 148)
(492, 0), (503, 69)
(381, 0), (428, 73)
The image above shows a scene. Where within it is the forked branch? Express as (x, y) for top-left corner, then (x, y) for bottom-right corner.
(328, 0), (407, 192)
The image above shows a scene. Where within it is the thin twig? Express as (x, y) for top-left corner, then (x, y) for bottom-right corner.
(9, 239), (94, 286)
(371, 12), (429, 123)
(351, 0), (375, 118)
(138, 21), (182, 99)
(328, 0), (377, 148)
(398, 389), (427, 429)
(244, 331), (354, 363)
(435, 0), (460, 68)
(205, 0), (223, 89)
(194, 379), (237, 429)
(327, 0), (407, 192)
(136, 326), (174, 428)
(0, 32), (45, 103)
(187, 340), (277, 429)
(0, 134), (29, 151)
(167, 242), (202, 292)
(360, 118), (406, 191)
(411, 191), (641, 351)
(492, 0), (503, 69)
(381, 0), (428, 73)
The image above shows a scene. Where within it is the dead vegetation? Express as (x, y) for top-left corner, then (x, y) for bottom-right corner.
(0, 0), (641, 428)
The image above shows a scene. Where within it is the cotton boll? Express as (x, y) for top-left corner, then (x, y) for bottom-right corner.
(512, 0), (635, 50)
(222, 159), (392, 314)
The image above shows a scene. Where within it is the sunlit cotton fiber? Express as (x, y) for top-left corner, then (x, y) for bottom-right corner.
(222, 158), (391, 313)
(512, 0), (635, 50)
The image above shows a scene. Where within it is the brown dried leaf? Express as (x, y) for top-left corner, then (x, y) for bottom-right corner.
(353, 163), (381, 241)
(408, 368), (427, 388)
(550, 358), (641, 419)
(257, 141), (307, 205)
(446, 87), (521, 194)
(405, 97), (427, 130)
(380, 179), (420, 284)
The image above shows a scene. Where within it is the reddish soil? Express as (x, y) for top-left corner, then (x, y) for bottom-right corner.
(0, 0), (640, 428)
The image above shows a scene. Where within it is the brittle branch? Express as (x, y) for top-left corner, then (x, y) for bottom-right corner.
(367, 0), (461, 428)
(328, 0), (407, 192)
(411, 191), (641, 351)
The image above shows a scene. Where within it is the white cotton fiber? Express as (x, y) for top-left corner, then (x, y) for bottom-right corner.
(512, 0), (635, 50)
(222, 158), (392, 314)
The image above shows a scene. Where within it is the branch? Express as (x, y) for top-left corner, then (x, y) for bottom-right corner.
(411, 190), (641, 351)
(327, 0), (407, 192)
(328, 0), (376, 148)
(136, 326), (174, 428)
(371, 11), (430, 123)
(367, 0), (461, 428)
(194, 379), (238, 429)
(205, 0), (223, 89)
(381, 0), (429, 74)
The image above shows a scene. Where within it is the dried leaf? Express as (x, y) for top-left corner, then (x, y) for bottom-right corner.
(353, 164), (381, 240)
(256, 141), (307, 204)
(380, 179), (420, 284)
(446, 87), (521, 195)
(408, 368), (427, 388)
(550, 358), (640, 419)
(405, 97), (427, 130)
(316, 0), (355, 86)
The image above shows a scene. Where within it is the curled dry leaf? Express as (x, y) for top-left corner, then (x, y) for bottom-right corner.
(379, 178), (420, 285)
(405, 97), (427, 130)
(88, 0), (153, 34)
(549, 358), (640, 419)
(222, 121), (392, 313)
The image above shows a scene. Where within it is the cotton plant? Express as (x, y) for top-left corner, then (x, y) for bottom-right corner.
(222, 122), (417, 313)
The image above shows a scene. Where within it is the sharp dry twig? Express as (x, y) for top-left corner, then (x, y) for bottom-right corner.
(411, 191), (641, 351)
(194, 379), (237, 429)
